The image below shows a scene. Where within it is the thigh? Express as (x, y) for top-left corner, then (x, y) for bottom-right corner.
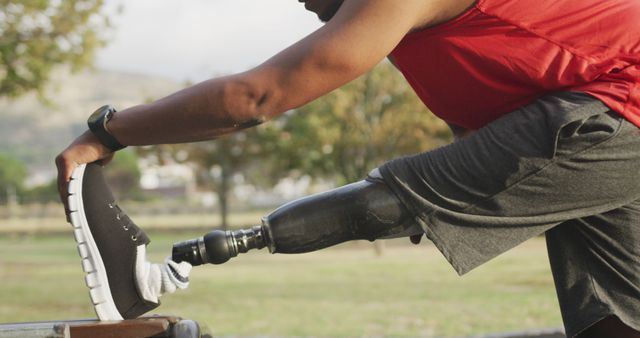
(547, 200), (640, 337)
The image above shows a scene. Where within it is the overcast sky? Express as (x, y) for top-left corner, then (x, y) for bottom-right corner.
(96, 0), (323, 82)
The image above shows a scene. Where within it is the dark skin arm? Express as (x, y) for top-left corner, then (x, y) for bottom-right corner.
(56, 0), (476, 215)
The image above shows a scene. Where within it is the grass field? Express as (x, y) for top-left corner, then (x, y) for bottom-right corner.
(0, 223), (563, 337)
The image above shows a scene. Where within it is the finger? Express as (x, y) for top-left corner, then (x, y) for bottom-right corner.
(55, 154), (75, 223)
(409, 234), (422, 245)
(56, 171), (69, 223)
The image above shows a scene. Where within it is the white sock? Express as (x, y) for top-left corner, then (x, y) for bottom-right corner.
(135, 245), (192, 303)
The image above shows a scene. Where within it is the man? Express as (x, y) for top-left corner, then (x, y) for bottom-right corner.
(57, 0), (640, 336)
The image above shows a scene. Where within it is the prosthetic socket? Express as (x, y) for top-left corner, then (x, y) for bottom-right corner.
(172, 177), (420, 266)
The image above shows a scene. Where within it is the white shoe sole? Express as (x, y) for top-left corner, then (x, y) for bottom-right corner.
(68, 164), (123, 321)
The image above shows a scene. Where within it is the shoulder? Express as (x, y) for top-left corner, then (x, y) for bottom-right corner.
(332, 0), (478, 32)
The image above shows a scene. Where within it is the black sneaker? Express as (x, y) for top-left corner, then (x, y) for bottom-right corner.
(67, 162), (159, 320)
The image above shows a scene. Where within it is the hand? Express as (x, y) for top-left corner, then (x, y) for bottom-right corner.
(55, 131), (115, 221)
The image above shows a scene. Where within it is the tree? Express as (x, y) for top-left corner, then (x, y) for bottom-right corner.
(23, 179), (58, 204)
(140, 126), (275, 230)
(276, 62), (452, 185)
(0, 0), (110, 98)
(104, 149), (142, 200)
(0, 153), (27, 204)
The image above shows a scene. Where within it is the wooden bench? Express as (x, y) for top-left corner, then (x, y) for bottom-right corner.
(0, 315), (203, 338)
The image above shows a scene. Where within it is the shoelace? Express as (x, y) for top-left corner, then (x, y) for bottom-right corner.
(112, 203), (144, 243)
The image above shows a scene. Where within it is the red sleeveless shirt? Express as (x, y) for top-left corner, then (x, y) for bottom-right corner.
(390, 0), (640, 130)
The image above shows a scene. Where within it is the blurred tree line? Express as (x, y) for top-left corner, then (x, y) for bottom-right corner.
(0, 2), (453, 231)
(0, 150), (140, 204)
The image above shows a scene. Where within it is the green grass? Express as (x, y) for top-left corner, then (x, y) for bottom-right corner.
(0, 228), (562, 337)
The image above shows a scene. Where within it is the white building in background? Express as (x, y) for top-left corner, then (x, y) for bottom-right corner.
(138, 158), (332, 209)
(139, 161), (196, 200)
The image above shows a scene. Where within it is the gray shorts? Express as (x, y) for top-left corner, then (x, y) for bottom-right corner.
(379, 92), (640, 337)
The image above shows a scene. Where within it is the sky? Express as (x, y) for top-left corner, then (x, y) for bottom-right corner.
(97, 0), (323, 82)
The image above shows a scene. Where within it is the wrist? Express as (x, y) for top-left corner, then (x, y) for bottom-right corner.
(85, 131), (115, 156)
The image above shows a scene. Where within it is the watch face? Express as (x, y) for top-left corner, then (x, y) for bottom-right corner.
(88, 105), (116, 125)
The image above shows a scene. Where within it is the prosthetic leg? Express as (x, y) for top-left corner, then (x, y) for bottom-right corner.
(172, 174), (422, 266)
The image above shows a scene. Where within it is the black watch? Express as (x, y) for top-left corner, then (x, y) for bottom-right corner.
(87, 105), (127, 152)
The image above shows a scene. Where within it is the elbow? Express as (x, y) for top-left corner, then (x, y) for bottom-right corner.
(214, 74), (286, 130)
